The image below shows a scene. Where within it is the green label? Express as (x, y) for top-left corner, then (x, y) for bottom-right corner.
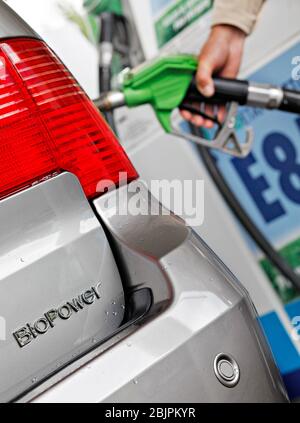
(154, 0), (213, 48)
(260, 238), (300, 304)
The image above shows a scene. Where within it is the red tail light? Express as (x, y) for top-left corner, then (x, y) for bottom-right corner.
(0, 38), (138, 200)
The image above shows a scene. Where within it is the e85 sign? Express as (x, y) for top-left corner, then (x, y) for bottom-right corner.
(213, 42), (300, 303)
(232, 117), (300, 225)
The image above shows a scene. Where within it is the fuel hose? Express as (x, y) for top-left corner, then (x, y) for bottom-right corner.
(99, 12), (117, 133)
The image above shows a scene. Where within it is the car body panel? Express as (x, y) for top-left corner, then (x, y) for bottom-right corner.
(31, 182), (288, 403)
(0, 173), (125, 402)
(0, 0), (289, 403)
(0, 1), (39, 39)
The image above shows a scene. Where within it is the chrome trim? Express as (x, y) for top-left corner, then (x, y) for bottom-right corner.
(214, 353), (240, 388)
(248, 82), (284, 109)
(95, 91), (126, 111)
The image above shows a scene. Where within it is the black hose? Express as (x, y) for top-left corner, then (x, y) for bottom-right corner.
(99, 62), (116, 131)
(99, 12), (117, 134)
(281, 89), (300, 114)
(190, 124), (300, 292)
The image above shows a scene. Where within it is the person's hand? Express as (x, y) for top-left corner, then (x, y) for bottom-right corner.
(181, 24), (246, 128)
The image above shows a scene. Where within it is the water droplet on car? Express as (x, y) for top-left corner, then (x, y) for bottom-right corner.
(113, 311), (118, 317)
(31, 377), (37, 384)
(133, 379), (138, 385)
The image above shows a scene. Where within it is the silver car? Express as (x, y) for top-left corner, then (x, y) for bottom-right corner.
(0, 0), (288, 403)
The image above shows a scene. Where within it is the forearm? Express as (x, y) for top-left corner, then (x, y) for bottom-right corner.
(212, 0), (265, 35)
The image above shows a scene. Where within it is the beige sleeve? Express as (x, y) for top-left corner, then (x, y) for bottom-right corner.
(212, 0), (265, 35)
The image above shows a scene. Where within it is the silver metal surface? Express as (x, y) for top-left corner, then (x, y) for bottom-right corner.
(32, 181), (288, 403)
(0, 173), (125, 403)
(248, 82), (284, 109)
(95, 91), (126, 111)
(172, 102), (254, 158)
(0, 0), (40, 39)
(214, 354), (240, 388)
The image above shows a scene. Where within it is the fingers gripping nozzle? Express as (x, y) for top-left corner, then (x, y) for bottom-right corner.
(173, 102), (254, 158)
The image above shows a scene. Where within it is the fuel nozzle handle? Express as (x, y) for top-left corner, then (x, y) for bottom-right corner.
(183, 75), (300, 114)
(184, 76), (249, 106)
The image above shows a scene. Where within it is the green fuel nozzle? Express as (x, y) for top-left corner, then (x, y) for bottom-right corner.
(84, 0), (123, 16)
(97, 54), (198, 133)
(96, 54), (300, 157)
(123, 55), (199, 133)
